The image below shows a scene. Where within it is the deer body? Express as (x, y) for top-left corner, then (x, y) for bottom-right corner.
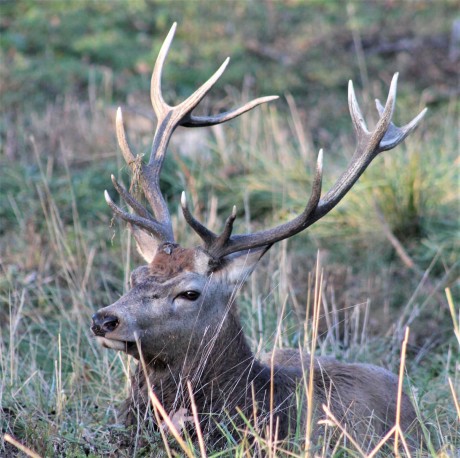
(95, 244), (418, 448)
(91, 23), (426, 451)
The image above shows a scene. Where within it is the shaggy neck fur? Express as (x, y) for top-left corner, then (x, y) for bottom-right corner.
(118, 307), (420, 451)
(120, 306), (303, 444)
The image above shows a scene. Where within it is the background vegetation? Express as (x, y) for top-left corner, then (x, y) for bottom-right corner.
(1, 1), (458, 456)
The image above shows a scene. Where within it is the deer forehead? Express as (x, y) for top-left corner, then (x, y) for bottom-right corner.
(149, 245), (211, 280)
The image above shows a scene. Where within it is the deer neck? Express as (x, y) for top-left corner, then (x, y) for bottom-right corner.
(122, 307), (255, 419)
(123, 307), (300, 440)
(158, 308), (256, 398)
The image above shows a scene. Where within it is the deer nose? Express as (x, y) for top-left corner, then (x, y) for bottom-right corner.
(91, 313), (120, 336)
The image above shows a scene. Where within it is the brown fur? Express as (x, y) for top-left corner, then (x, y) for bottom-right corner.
(264, 349), (419, 441)
(149, 245), (197, 280)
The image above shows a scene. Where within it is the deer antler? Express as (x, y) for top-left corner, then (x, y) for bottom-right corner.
(182, 73), (427, 259)
(105, 22), (278, 243)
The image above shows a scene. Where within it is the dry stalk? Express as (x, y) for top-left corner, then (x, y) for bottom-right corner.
(448, 378), (460, 420)
(3, 434), (42, 458)
(320, 404), (366, 456)
(446, 288), (460, 346)
(303, 272), (313, 348)
(366, 425), (397, 458)
(268, 294), (288, 457)
(304, 251), (323, 455)
(187, 380), (207, 458)
(394, 326), (410, 457)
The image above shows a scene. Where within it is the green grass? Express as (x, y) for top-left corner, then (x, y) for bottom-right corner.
(1, 2), (459, 456)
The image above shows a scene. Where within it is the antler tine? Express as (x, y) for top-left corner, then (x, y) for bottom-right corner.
(348, 80), (369, 139)
(181, 190), (239, 254)
(116, 108), (136, 165)
(216, 205), (238, 246)
(150, 22), (176, 118)
(366, 73), (398, 152)
(375, 98), (427, 151)
(104, 190), (172, 241)
(180, 192), (216, 246)
(110, 175), (153, 220)
(182, 95), (279, 127)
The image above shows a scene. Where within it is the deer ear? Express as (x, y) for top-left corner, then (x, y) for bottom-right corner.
(130, 225), (161, 263)
(215, 246), (270, 285)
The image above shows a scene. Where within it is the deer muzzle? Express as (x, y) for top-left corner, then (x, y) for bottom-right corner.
(91, 313), (120, 336)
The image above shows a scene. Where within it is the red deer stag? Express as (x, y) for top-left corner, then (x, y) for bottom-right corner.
(91, 23), (426, 451)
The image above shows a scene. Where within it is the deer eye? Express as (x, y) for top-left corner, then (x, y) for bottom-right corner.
(178, 291), (200, 301)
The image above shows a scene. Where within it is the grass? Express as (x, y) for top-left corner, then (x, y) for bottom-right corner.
(1, 2), (459, 456)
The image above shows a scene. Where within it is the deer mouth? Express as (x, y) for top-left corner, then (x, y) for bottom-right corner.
(95, 336), (136, 352)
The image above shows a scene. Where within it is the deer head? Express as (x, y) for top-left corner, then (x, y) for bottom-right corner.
(91, 22), (426, 392)
(91, 23), (280, 364)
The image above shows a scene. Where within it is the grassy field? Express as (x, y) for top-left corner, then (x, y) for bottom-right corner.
(1, 2), (459, 457)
